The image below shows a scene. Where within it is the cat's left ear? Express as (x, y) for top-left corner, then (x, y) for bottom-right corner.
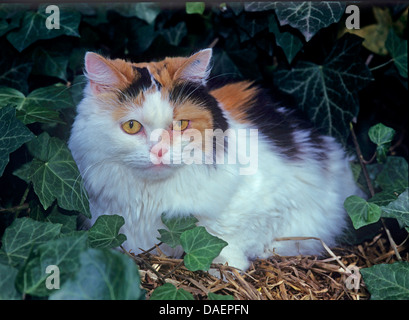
(174, 48), (212, 85)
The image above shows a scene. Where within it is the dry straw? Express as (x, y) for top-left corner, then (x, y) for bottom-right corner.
(124, 231), (408, 300)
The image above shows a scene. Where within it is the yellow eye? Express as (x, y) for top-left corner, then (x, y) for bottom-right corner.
(122, 120), (142, 135)
(173, 120), (190, 131)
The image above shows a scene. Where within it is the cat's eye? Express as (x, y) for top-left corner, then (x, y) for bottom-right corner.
(122, 120), (142, 135)
(173, 120), (190, 131)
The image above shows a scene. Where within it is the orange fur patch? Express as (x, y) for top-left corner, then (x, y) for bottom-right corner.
(210, 81), (258, 123)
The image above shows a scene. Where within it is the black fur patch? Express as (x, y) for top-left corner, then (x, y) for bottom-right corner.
(120, 66), (152, 101)
(169, 82), (228, 132)
(243, 85), (328, 161)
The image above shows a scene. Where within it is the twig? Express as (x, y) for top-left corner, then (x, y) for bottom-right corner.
(162, 260), (185, 279)
(275, 236), (349, 273)
(208, 38), (219, 48)
(120, 246), (167, 284)
(0, 203), (29, 214)
(349, 122), (402, 261)
(350, 122), (375, 197)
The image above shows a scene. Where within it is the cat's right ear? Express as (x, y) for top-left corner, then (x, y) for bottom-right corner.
(84, 52), (128, 95)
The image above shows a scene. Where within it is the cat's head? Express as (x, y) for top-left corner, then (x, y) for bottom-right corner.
(79, 49), (228, 180)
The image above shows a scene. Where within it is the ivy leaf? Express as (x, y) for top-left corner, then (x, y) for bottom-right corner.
(368, 123), (396, 146)
(0, 263), (20, 300)
(50, 248), (144, 300)
(0, 105), (34, 176)
(0, 84), (74, 124)
(238, 14), (267, 38)
(344, 195), (382, 229)
(16, 132), (91, 217)
(110, 3), (160, 24)
(275, 34), (373, 143)
(0, 44), (32, 94)
(361, 261), (409, 300)
(31, 47), (69, 81)
(157, 214), (198, 248)
(6, 5), (81, 52)
(211, 49), (242, 79)
(180, 226), (228, 272)
(161, 22), (187, 46)
(275, 2), (345, 42)
(88, 215), (127, 249)
(269, 15), (303, 64)
(368, 123), (396, 163)
(150, 283), (194, 300)
(376, 156), (408, 192)
(0, 218), (62, 267)
(127, 19), (156, 55)
(380, 189), (409, 229)
(244, 2), (276, 12)
(16, 233), (88, 297)
(368, 188), (400, 207)
(385, 28), (408, 78)
(208, 292), (235, 300)
(186, 2), (205, 15)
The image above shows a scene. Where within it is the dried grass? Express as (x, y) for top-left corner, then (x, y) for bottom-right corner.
(129, 232), (408, 300)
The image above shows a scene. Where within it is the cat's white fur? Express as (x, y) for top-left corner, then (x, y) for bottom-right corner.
(69, 51), (361, 271)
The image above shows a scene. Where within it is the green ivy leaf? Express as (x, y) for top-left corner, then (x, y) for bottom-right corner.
(361, 261), (409, 300)
(211, 49), (242, 79)
(368, 123), (396, 146)
(275, 2), (346, 42)
(16, 232), (88, 297)
(31, 47), (69, 81)
(381, 189), (409, 229)
(208, 292), (235, 300)
(269, 15), (303, 64)
(238, 14), (267, 38)
(150, 283), (194, 300)
(0, 45), (32, 94)
(344, 195), (382, 229)
(127, 19), (156, 55)
(385, 28), (408, 78)
(0, 263), (20, 299)
(368, 188), (400, 207)
(50, 248), (144, 300)
(180, 226), (228, 272)
(88, 215), (127, 249)
(368, 123), (396, 163)
(16, 132), (90, 217)
(161, 22), (187, 46)
(376, 156), (408, 192)
(275, 34), (373, 144)
(110, 3), (160, 24)
(244, 2), (276, 12)
(6, 5), (81, 52)
(0, 105), (34, 176)
(0, 218), (62, 267)
(0, 84), (74, 124)
(186, 2), (205, 15)
(158, 214), (198, 248)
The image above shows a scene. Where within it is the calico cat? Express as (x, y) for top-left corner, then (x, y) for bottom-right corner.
(68, 49), (361, 271)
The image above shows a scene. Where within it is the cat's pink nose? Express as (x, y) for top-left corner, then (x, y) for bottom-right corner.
(150, 145), (169, 160)
(157, 147), (168, 158)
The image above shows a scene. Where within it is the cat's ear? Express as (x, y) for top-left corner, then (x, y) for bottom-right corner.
(174, 49), (212, 84)
(84, 52), (129, 94)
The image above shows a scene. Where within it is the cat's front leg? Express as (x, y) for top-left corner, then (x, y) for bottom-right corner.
(212, 244), (250, 272)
